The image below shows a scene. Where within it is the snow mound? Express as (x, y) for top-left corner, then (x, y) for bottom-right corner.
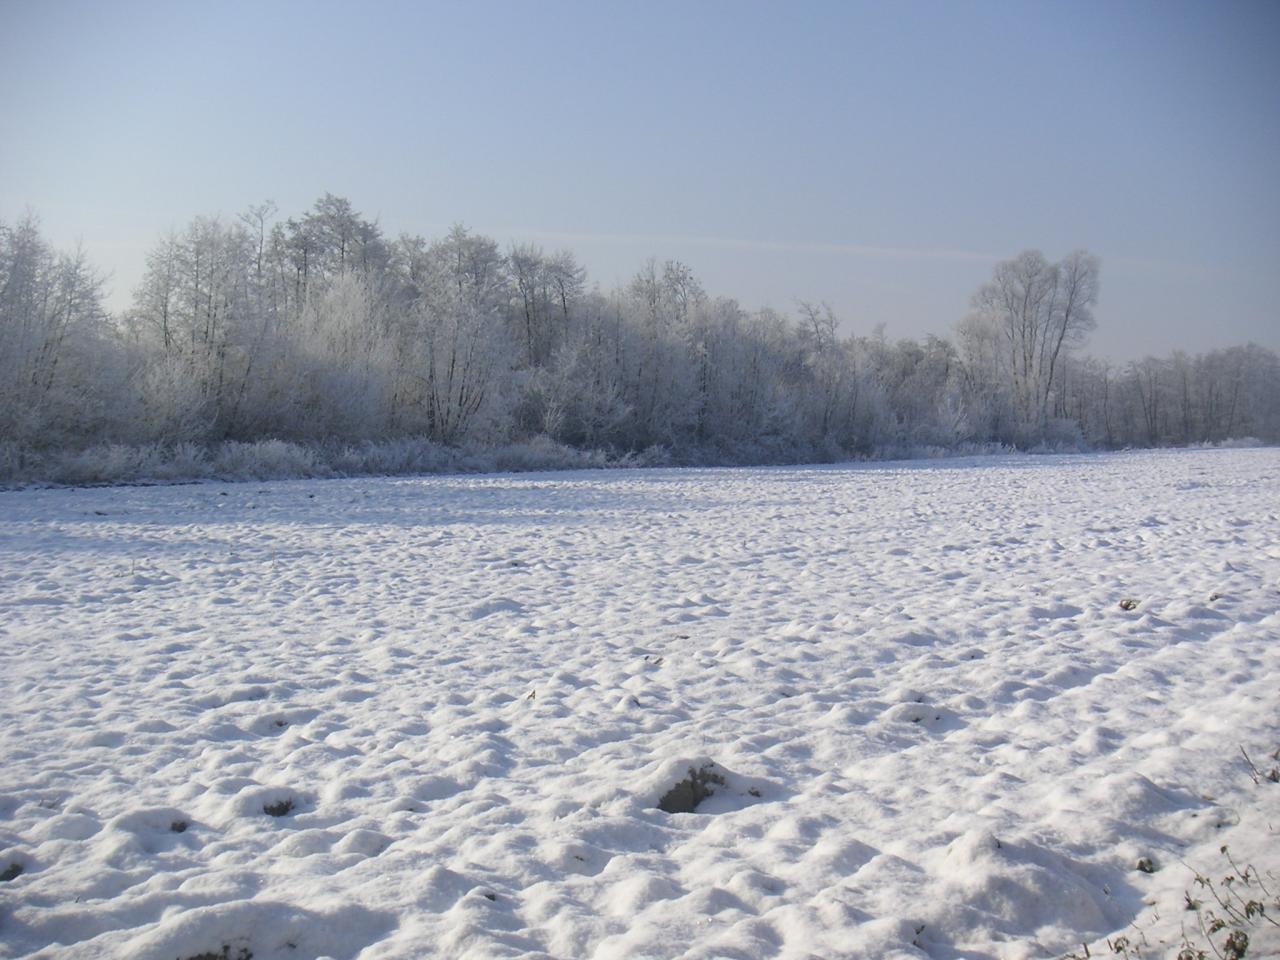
(933, 829), (1121, 939)
(119, 899), (395, 960)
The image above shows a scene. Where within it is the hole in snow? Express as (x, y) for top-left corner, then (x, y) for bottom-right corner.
(658, 764), (727, 814)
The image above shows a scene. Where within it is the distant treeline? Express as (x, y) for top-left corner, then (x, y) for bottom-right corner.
(2, 195), (1277, 480)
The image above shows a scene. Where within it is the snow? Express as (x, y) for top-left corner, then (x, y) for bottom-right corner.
(1, 448), (1277, 959)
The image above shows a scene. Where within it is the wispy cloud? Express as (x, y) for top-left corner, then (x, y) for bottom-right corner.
(491, 228), (1228, 279)
(486, 226), (1003, 264)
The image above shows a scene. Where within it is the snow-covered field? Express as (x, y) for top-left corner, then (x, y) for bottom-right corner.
(1, 449), (1278, 960)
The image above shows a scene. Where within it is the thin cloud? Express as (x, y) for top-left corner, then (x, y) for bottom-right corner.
(488, 226), (1003, 264)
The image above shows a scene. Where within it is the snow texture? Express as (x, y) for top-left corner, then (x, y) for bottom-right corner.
(1, 448), (1277, 959)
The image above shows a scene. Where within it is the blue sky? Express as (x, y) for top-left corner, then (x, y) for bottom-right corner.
(2, 0), (1277, 357)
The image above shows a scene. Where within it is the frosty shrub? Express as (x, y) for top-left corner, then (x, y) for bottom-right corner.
(211, 441), (325, 481)
(0, 442), (36, 485)
(146, 442), (211, 481)
(489, 436), (609, 473)
(54, 444), (151, 485)
(328, 438), (455, 477)
(1030, 417), (1088, 453)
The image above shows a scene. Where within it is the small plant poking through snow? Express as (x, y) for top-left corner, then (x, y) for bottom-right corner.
(1136, 857), (1157, 874)
(1066, 930), (1151, 959)
(1240, 746), (1280, 785)
(658, 765), (726, 813)
(1177, 845), (1279, 960)
(263, 799), (294, 817)
(1066, 845), (1278, 960)
(179, 947), (252, 960)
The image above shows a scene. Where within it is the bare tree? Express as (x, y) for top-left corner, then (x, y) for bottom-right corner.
(967, 249), (1099, 435)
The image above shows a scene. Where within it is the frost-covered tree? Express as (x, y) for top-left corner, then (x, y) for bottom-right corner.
(965, 250), (1099, 437)
(6, 199), (1278, 480)
(507, 244), (585, 369)
(395, 226), (515, 443)
(0, 214), (118, 445)
(125, 216), (260, 439)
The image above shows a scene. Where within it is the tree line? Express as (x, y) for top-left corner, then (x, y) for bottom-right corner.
(2, 195), (1277, 474)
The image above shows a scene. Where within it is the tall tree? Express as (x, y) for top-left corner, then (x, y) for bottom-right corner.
(0, 214), (114, 444)
(966, 249), (1100, 435)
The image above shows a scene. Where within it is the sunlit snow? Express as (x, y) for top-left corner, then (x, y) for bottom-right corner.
(1, 449), (1277, 958)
